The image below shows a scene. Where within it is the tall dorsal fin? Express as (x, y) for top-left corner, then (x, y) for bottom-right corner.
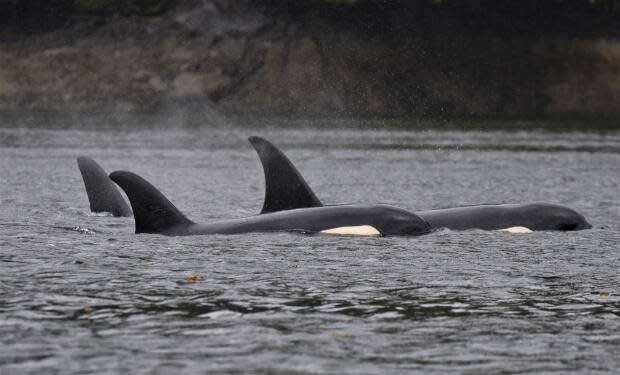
(109, 171), (194, 234)
(77, 157), (132, 217)
(248, 136), (323, 214)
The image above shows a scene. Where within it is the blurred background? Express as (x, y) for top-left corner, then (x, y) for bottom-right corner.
(1, 0), (619, 129)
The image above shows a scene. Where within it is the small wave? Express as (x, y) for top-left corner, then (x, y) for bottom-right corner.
(87, 212), (116, 217)
(54, 226), (100, 234)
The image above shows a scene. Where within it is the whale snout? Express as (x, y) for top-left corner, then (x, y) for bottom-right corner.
(403, 219), (432, 236)
(381, 207), (431, 236)
(556, 208), (591, 231)
(562, 217), (592, 231)
(529, 203), (592, 231)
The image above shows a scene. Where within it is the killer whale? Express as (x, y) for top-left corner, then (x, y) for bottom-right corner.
(416, 203), (591, 231)
(109, 171), (431, 237)
(77, 157), (132, 217)
(247, 136), (592, 231)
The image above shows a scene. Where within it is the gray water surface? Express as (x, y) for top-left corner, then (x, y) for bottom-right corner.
(1, 125), (619, 374)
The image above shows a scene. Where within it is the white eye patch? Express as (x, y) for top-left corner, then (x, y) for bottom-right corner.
(498, 226), (532, 233)
(320, 225), (381, 236)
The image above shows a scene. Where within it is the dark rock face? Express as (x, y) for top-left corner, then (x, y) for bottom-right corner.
(1, 0), (620, 123)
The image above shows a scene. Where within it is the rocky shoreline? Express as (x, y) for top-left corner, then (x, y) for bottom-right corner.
(1, 1), (620, 125)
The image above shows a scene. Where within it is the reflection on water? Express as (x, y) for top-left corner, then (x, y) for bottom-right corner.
(0, 124), (619, 374)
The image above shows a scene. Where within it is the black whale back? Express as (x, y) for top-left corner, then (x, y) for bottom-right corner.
(77, 157), (132, 217)
(109, 171), (194, 234)
(249, 136), (323, 214)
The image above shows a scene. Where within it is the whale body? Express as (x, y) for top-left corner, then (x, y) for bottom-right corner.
(417, 203), (591, 231)
(109, 171), (431, 237)
(247, 136), (592, 232)
(77, 156), (132, 217)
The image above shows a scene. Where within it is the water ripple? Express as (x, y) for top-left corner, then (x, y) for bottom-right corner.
(0, 127), (618, 374)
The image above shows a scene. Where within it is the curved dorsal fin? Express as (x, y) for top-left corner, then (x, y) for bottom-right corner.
(109, 171), (194, 234)
(248, 136), (323, 214)
(77, 157), (132, 217)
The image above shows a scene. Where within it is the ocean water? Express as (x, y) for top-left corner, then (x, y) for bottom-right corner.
(0, 124), (619, 374)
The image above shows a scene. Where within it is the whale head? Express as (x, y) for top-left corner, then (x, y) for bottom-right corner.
(525, 203), (592, 231)
(375, 205), (432, 236)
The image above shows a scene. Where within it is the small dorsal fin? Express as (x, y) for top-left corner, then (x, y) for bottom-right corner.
(248, 136), (323, 214)
(77, 157), (132, 217)
(109, 171), (194, 234)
